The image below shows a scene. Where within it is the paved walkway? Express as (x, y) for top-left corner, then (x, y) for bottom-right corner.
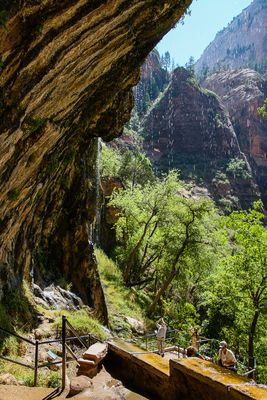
(0, 385), (65, 400)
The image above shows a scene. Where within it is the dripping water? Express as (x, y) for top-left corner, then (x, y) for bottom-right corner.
(167, 72), (175, 170)
(92, 137), (101, 246)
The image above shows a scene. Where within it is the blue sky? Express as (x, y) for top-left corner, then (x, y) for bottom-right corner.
(157, 0), (253, 66)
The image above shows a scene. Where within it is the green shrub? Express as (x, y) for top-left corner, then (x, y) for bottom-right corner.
(226, 158), (251, 180)
(212, 171), (229, 185)
(1, 336), (19, 357)
(47, 371), (61, 388)
(27, 117), (47, 134)
(7, 188), (20, 201)
(0, 10), (8, 29)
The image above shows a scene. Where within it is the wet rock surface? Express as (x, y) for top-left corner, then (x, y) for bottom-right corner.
(33, 283), (83, 310)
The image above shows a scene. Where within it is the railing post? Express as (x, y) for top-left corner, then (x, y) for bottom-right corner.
(34, 340), (39, 386)
(62, 315), (67, 390)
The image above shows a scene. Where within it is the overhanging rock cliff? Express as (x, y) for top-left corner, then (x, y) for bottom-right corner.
(0, 0), (193, 321)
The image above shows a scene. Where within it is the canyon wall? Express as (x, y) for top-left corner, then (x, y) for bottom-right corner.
(0, 0), (193, 320)
(195, 0), (267, 77)
(203, 69), (267, 206)
(141, 67), (259, 210)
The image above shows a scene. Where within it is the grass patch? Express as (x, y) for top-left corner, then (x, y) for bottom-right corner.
(96, 249), (146, 334)
(53, 308), (108, 341)
(0, 360), (60, 387)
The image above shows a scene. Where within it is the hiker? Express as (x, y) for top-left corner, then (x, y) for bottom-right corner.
(190, 326), (200, 350)
(155, 318), (167, 357)
(218, 341), (237, 372)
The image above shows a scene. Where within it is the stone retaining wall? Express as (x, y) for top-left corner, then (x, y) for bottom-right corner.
(105, 342), (267, 400)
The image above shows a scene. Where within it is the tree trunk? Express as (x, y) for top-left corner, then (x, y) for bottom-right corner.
(248, 309), (259, 369)
(147, 266), (177, 317)
(123, 213), (156, 285)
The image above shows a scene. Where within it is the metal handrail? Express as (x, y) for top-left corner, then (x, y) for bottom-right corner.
(39, 334), (91, 345)
(65, 319), (87, 349)
(0, 316), (100, 389)
(0, 355), (34, 369)
(0, 326), (35, 345)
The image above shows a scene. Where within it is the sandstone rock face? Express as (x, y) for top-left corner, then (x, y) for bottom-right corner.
(195, 0), (267, 76)
(203, 69), (267, 206)
(142, 67), (259, 209)
(0, 0), (193, 320)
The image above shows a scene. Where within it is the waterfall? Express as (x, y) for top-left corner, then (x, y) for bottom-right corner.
(92, 137), (101, 246)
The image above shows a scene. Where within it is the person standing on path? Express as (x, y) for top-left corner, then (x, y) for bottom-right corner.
(156, 318), (167, 357)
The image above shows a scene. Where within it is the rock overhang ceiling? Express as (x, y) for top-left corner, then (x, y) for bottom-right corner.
(0, 0), (193, 317)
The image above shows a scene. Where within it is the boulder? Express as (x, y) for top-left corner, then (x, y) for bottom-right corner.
(77, 364), (99, 379)
(125, 317), (145, 335)
(0, 373), (19, 385)
(69, 375), (92, 397)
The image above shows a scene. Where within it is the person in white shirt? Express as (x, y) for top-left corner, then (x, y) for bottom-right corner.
(156, 318), (167, 357)
(218, 341), (237, 372)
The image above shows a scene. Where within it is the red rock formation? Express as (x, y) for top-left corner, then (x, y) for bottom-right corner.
(142, 67), (260, 210)
(203, 69), (267, 205)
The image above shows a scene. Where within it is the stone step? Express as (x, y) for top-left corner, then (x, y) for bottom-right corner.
(78, 358), (95, 367)
(82, 342), (108, 364)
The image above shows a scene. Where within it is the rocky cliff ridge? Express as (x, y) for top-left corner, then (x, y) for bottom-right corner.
(195, 0), (267, 77)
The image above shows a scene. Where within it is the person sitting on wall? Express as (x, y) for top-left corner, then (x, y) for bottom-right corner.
(155, 318), (167, 357)
(186, 346), (205, 359)
(218, 341), (237, 372)
(186, 346), (213, 361)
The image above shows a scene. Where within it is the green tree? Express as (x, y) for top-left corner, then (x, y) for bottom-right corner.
(201, 202), (267, 370)
(101, 144), (122, 178)
(161, 51), (171, 71)
(185, 56), (195, 75)
(110, 171), (216, 316)
(118, 150), (155, 189)
(258, 98), (267, 117)
(101, 145), (155, 188)
(224, 202), (267, 368)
